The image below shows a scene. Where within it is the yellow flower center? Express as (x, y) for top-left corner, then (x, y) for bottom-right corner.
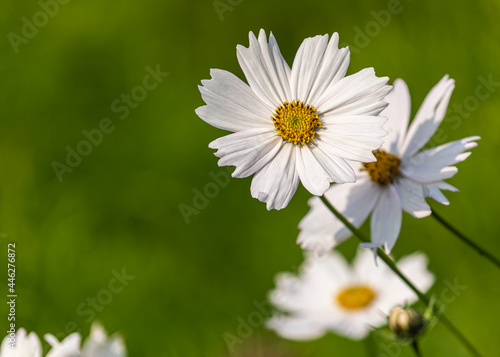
(336, 285), (376, 310)
(272, 100), (321, 145)
(362, 150), (401, 185)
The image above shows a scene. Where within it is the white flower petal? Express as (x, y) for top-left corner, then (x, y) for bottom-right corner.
(196, 69), (273, 132)
(378, 253), (435, 310)
(311, 145), (357, 183)
(397, 253), (435, 293)
(401, 164), (458, 183)
(290, 33), (350, 104)
(432, 181), (458, 192)
(379, 78), (411, 155)
(321, 114), (387, 135)
(45, 333), (81, 357)
(236, 30), (291, 106)
(319, 114), (387, 162)
(401, 75), (455, 158)
(251, 144), (299, 210)
(401, 136), (480, 183)
(308, 36), (350, 104)
(366, 185), (402, 253)
(317, 127), (383, 163)
(316, 68), (391, 117)
(209, 128), (282, 178)
(393, 178), (431, 218)
(296, 144), (356, 196)
(290, 34), (329, 102)
(1, 329), (42, 357)
(296, 146), (331, 195)
(267, 315), (327, 341)
(352, 248), (388, 284)
(82, 323), (126, 357)
(270, 252), (350, 314)
(305, 250), (353, 288)
(422, 181), (459, 205)
(298, 179), (380, 254)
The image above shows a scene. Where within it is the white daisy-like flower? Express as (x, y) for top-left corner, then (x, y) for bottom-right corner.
(45, 323), (126, 357)
(267, 249), (434, 340)
(0, 328), (42, 357)
(298, 76), (480, 254)
(80, 323), (126, 357)
(45, 333), (81, 357)
(196, 29), (391, 210)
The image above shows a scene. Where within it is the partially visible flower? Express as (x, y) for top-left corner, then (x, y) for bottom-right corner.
(0, 328), (42, 357)
(45, 333), (80, 357)
(45, 323), (126, 357)
(81, 323), (126, 357)
(298, 76), (480, 254)
(267, 249), (434, 340)
(196, 29), (391, 210)
(0, 323), (125, 357)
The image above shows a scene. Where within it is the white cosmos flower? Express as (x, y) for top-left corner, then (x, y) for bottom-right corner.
(0, 328), (42, 357)
(267, 249), (434, 340)
(45, 323), (126, 357)
(45, 333), (80, 357)
(80, 323), (126, 357)
(298, 76), (480, 254)
(196, 29), (391, 210)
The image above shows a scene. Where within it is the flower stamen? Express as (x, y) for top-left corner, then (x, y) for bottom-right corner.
(362, 150), (401, 185)
(272, 100), (321, 145)
(336, 285), (376, 310)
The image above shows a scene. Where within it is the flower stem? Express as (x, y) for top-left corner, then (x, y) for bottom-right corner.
(411, 341), (421, 357)
(364, 333), (378, 357)
(431, 210), (500, 269)
(319, 196), (481, 357)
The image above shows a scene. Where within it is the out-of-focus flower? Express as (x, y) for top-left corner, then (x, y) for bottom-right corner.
(0, 323), (126, 357)
(45, 323), (126, 357)
(0, 328), (42, 357)
(45, 333), (80, 357)
(267, 249), (434, 340)
(81, 323), (126, 357)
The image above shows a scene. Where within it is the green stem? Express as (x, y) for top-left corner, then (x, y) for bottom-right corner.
(364, 332), (378, 357)
(432, 210), (500, 269)
(411, 340), (422, 357)
(319, 196), (481, 357)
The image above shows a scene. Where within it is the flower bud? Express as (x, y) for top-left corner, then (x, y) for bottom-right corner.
(388, 306), (424, 338)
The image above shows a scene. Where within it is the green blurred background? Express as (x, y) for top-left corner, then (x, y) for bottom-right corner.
(0, 0), (499, 355)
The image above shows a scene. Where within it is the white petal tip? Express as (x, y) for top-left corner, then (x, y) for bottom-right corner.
(412, 210), (432, 218)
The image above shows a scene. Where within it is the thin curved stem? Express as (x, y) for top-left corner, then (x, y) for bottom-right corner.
(320, 196), (481, 357)
(432, 210), (500, 269)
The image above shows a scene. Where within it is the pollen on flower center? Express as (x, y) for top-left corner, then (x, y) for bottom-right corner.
(336, 285), (376, 310)
(272, 100), (321, 145)
(362, 150), (401, 185)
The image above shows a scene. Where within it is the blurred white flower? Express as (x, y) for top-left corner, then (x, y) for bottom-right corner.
(298, 76), (480, 254)
(196, 29), (391, 210)
(45, 333), (80, 357)
(267, 249), (434, 340)
(0, 328), (42, 357)
(81, 323), (126, 357)
(0, 323), (126, 357)
(45, 323), (126, 357)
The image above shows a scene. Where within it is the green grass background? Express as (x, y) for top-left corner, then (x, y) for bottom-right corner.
(0, 0), (499, 355)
